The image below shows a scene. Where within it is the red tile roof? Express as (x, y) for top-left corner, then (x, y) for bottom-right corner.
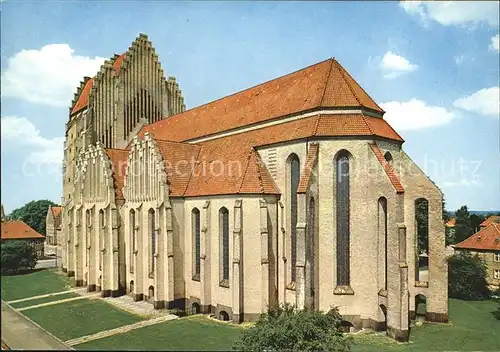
(155, 139), (202, 197)
(480, 215), (500, 228)
(51, 206), (62, 219)
(238, 149), (280, 195)
(71, 78), (93, 114)
(105, 148), (129, 200)
(446, 218), (456, 227)
(454, 223), (500, 251)
(140, 58), (386, 143)
(1, 220), (44, 240)
(369, 143), (405, 194)
(113, 54), (126, 75)
(297, 144), (319, 194)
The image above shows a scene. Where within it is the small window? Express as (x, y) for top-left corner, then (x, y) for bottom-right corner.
(494, 253), (500, 262)
(494, 270), (500, 279)
(384, 152), (393, 164)
(99, 209), (105, 228)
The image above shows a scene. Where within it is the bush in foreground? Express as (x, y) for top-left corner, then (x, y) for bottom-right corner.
(448, 251), (490, 300)
(1, 241), (37, 275)
(233, 304), (352, 352)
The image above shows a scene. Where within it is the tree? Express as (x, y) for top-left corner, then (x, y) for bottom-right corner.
(448, 251), (490, 300)
(1, 241), (38, 274)
(8, 200), (58, 236)
(415, 199), (429, 254)
(470, 214), (486, 234)
(453, 206), (473, 244)
(233, 304), (352, 352)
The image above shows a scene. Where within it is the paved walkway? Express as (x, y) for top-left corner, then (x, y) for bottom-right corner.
(102, 294), (169, 317)
(1, 301), (72, 350)
(6, 288), (87, 304)
(65, 314), (178, 346)
(18, 293), (101, 311)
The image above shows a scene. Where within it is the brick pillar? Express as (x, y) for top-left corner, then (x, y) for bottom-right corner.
(260, 199), (269, 312)
(201, 201), (211, 313)
(295, 193), (307, 309)
(232, 200), (243, 323)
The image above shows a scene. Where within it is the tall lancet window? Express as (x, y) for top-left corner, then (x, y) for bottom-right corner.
(288, 154), (300, 282)
(149, 208), (156, 276)
(220, 207), (230, 284)
(129, 209), (135, 273)
(378, 197), (388, 290)
(336, 151), (351, 286)
(192, 208), (201, 280)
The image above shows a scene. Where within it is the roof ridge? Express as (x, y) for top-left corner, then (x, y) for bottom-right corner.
(319, 59), (335, 106)
(145, 58), (333, 127)
(154, 138), (202, 147)
(313, 114), (322, 136)
(238, 148), (255, 194)
(181, 146), (203, 196)
(334, 59), (363, 108)
(252, 149), (265, 193)
(333, 58), (383, 113)
(361, 113), (375, 136)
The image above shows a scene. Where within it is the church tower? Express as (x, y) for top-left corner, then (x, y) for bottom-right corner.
(62, 33), (185, 207)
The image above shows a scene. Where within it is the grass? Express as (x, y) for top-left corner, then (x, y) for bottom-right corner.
(77, 299), (499, 351)
(22, 298), (144, 341)
(1, 269), (73, 301)
(9, 292), (79, 309)
(352, 299), (500, 351)
(75, 315), (244, 350)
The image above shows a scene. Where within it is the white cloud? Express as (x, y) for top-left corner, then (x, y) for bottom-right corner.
(380, 51), (418, 79)
(1, 44), (105, 107)
(489, 34), (500, 53)
(1, 116), (64, 165)
(453, 87), (500, 117)
(380, 99), (456, 131)
(400, 1), (499, 28)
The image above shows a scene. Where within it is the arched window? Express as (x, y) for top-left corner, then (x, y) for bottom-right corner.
(99, 209), (105, 228)
(378, 197), (388, 290)
(384, 152), (393, 164)
(129, 209), (135, 273)
(192, 208), (201, 280)
(335, 151), (350, 286)
(288, 154), (300, 282)
(149, 208), (156, 275)
(415, 198), (429, 282)
(220, 207), (230, 284)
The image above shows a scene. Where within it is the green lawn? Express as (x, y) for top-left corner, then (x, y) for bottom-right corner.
(10, 292), (79, 309)
(1, 269), (73, 301)
(77, 299), (499, 351)
(76, 315), (244, 350)
(352, 299), (500, 351)
(23, 298), (144, 341)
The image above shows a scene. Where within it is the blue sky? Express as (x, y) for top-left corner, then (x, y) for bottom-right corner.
(1, 1), (499, 213)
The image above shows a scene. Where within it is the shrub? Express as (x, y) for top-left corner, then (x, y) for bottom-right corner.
(233, 304), (352, 352)
(1, 240), (37, 275)
(448, 252), (490, 300)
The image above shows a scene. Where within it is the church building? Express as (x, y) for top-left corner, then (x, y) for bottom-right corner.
(60, 33), (448, 341)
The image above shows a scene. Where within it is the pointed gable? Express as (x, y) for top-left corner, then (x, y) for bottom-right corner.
(154, 140), (201, 197)
(370, 143), (404, 194)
